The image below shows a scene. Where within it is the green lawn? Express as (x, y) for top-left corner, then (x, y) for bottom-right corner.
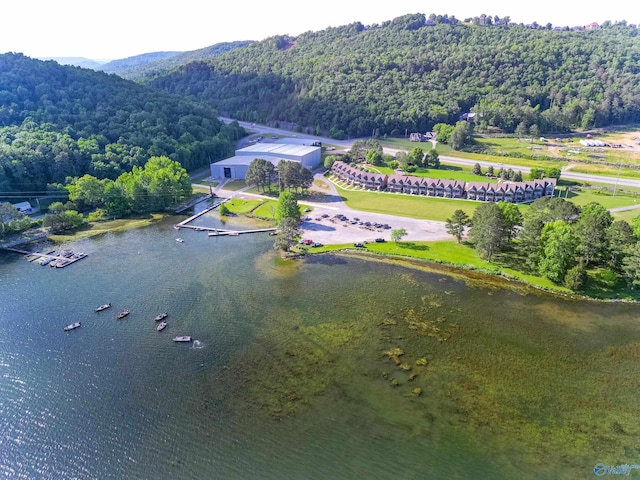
(366, 163), (501, 184)
(309, 240), (567, 292)
(222, 180), (249, 191)
(251, 201), (278, 220)
(612, 208), (640, 222)
(567, 163), (640, 179)
(565, 189), (640, 209)
(224, 199), (263, 214)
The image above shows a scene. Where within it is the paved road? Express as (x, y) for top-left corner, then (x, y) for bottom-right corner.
(220, 117), (640, 189)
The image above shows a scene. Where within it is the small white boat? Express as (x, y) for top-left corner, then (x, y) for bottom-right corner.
(95, 303), (111, 312)
(176, 238), (184, 243)
(117, 310), (130, 319)
(157, 321), (168, 331)
(154, 312), (168, 321)
(173, 336), (192, 342)
(64, 322), (81, 331)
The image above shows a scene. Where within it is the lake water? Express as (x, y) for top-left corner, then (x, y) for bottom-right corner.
(1, 214), (639, 479)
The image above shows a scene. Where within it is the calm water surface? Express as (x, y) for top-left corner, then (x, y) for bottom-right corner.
(1, 215), (638, 479)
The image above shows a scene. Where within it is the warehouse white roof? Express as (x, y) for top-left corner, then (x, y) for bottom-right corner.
(213, 156), (292, 167)
(236, 143), (319, 157)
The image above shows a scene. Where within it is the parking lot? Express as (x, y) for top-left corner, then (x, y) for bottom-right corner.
(298, 207), (451, 245)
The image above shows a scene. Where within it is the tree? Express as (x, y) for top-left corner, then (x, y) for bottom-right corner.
(103, 182), (130, 218)
(219, 202), (230, 216)
(538, 220), (578, 283)
(513, 170), (523, 182)
(528, 168), (545, 180)
(486, 165), (494, 177)
(408, 147), (425, 166)
(433, 123), (455, 144)
(43, 202), (85, 232)
(391, 228), (408, 243)
(246, 158), (276, 192)
(450, 121), (473, 150)
(275, 191), (300, 224)
(274, 217), (301, 252)
(0, 203), (30, 238)
(497, 202), (522, 242)
(365, 149), (384, 166)
(66, 174), (106, 210)
(606, 220), (635, 271)
(631, 214), (640, 238)
(564, 262), (587, 291)
(324, 155), (337, 170)
(515, 121), (528, 137)
(469, 202), (507, 262)
(446, 209), (470, 243)
(574, 202), (613, 266)
(277, 160), (312, 192)
(350, 139), (382, 161)
(472, 163), (483, 176)
(622, 241), (640, 289)
(425, 149), (440, 168)
(545, 167), (561, 179)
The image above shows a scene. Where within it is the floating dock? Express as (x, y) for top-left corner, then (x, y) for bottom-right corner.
(6, 248), (88, 268)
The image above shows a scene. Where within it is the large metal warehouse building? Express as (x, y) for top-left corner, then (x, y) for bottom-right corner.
(210, 143), (322, 180)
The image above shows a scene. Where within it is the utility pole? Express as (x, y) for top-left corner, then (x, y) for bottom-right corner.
(613, 162), (622, 197)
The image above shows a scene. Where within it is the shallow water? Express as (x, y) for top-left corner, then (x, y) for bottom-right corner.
(1, 215), (638, 479)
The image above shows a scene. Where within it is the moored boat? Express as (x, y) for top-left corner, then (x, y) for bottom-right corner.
(95, 303), (111, 312)
(172, 336), (192, 342)
(176, 238), (184, 243)
(117, 310), (130, 319)
(63, 322), (81, 331)
(154, 312), (168, 321)
(157, 321), (168, 331)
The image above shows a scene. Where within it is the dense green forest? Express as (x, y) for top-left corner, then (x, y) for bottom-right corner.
(146, 13), (640, 137)
(0, 53), (244, 194)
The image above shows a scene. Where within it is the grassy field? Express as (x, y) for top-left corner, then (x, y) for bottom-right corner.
(365, 163), (501, 184)
(565, 188), (640, 209)
(567, 163), (640, 179)
(306, 239), (567, 292)
(336, 186), (478, 221)
(221, 180), (248, 191)
(251, 201), (278, 220)
(612, 208), (640, 222)
(224, 199), (264, 215)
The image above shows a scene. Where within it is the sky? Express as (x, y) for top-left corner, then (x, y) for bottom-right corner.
(1, 0), (635, 60)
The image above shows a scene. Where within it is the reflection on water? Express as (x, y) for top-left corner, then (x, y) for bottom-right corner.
(0, 216), (638, 480)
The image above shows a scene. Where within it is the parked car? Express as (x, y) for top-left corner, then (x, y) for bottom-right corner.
(312, 242), (323, 247)
(375, 238), (385, 243)
(354, 243), (365, 248)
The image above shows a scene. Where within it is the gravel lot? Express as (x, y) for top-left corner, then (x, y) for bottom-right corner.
(297, 205), (450, 245)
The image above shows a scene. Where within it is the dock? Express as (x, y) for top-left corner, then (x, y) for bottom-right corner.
(207, 228), (276, 236)
(173, 196), (275, 238)
(5, 247), (88, 268)
(174, 200), (227, 229)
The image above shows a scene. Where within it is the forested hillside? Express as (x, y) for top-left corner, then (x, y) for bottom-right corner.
(147, 13), (640, 137)
(0, 53), (244, 193)
(115, 41), (253, 80)
(100, 51), (182, 75)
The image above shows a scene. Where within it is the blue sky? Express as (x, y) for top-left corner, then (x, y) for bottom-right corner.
(0, 0), (634, 60)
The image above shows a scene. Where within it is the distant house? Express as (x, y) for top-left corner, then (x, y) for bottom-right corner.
(12, 201), (32, 214)
(460, 112), (477, 123)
